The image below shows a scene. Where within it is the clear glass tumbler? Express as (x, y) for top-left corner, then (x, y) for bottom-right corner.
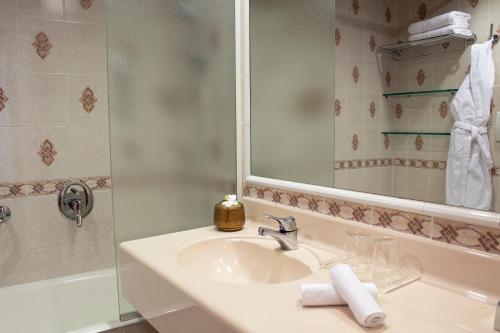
(372, 237), (401, 288)
(344, 231), (372, 281)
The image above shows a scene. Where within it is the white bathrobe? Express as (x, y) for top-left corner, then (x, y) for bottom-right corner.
(446, 40), (494, 210)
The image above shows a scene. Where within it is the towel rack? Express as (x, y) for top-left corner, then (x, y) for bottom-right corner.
(378, 34), (477, 61)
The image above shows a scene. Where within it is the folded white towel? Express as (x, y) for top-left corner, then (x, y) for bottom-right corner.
(300, 282), (378, 307)
(408, 25), (473, 42)
(330, 264), (386, 328)
(408, 11), (471, 34)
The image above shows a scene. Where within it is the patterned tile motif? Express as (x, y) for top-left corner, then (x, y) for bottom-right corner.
(0, 88), (8, 111)
(385, 72), (391, 87)
(394, 158), (447, 170)
(369, 102), (376, 118)
(81, 0), (93, 9)
(0, 177), (111, 199)
(441, 42), (450, 50)
(415, 135), (424, 151)
(335, 158), (392, 170)
(369, 35), (376, 52)
(395, 103), (403, 119)
(352, 66), (360, 83)
(32, 32), (52, 59)
(242, 183), (500, 255)
(38, 139), (58, 166)
(351, 134), (359, 151)
(352, 0), (359, 15)
(384, 134), (390, 150)
(243, 183), (432, 240)
(416, 69), (426, 86)
(385, 7), (392, 23)
(468, 0), (479, 8)
(334, 98), (342, 116)
(80, 87), (97, 113)
(418, 3), (427, 20)
(439, 101), (449, 118)
(432, 218), (500, 254)
(335, 28), (341, 46)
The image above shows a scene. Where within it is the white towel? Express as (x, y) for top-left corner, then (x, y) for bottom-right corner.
(408, 25), (472, 42)
(408, 11), (471, 34)
(330, 264), (386, 328)
(300, 282), (378, 307)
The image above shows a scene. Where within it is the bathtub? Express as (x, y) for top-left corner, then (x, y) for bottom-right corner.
(0, 268), (120, 333)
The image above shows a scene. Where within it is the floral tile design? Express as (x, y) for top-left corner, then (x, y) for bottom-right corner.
(32, 32), (52, 59)
(414, 135), (424, 151)
(242, 183), (500, 255)
(439, 101), (449, 118)
(335, 28), (341, 47)
(352, 66), (360, 83)
(351, 134), (359, 151)
(442, 42), (450, 50)
(369, 102), (376, 118)
(81, 0), (93, 9)
(385, 72), (391, 87)
(395, 103), (403, 119)
(384, 134), (390, 150)
(38, 139), (58, 166)
(416, 69), (426, 86)
(80, 87), (97, 113)
(0, 88), (8, 111)
(335, 98), (342, 116)
(432, 218), (500, 254)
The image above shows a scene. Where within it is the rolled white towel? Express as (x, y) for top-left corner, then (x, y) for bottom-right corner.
(330, 264), (386, 328)
(408, 11), (471, 34)
(300, 282), (378, 307)
(408, 25), (472, 42)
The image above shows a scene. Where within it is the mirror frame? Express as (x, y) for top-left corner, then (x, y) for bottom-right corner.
(234, 0), (500, 228)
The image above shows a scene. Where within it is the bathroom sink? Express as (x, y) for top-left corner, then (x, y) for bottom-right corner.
(177, 238), (314, 284)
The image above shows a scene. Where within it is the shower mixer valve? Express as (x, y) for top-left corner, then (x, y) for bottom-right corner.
(58, 180), (94, 227)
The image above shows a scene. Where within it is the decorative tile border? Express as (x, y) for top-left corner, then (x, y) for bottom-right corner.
(0, 176), (111, 199)
(335, 158), (500, 177)
(335, 158), (392, 170)
(242, 183), (500, 255)
(393, 158), (447, 170)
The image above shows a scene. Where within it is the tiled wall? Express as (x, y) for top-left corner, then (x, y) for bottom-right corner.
(0, 0), (114, 287)
(243, 183), (500, 255)
(335, 0), (500, 213)
(333, 0), (397, 197)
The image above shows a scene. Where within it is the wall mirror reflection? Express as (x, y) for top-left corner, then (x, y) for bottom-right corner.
(250, 0), (500, 213)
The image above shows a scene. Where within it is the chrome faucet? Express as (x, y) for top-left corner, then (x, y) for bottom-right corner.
(258, 215), (298, 250)
(495, 300), (500, 331)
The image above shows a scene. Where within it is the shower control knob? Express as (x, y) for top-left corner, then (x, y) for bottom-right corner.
(0, 206), (11, 224)
(58, 180), (93, 228)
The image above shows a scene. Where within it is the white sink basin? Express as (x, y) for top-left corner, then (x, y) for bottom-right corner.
(177, 238), (314, 285)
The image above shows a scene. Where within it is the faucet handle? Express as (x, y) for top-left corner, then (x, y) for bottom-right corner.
(265, 214), (297, 232)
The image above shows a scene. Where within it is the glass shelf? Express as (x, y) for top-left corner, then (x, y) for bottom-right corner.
(382, 131), (450, 136)
(383, 89), (458, 98)
(378, 33), (477, 61)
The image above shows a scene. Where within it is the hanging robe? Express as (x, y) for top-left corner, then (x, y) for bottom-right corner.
(446, 40), (495, 210)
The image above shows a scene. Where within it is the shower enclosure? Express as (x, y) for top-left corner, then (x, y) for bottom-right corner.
(0, 0), (236, 332)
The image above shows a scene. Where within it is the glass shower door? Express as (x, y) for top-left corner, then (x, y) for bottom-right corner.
(106, 0), (236, 316)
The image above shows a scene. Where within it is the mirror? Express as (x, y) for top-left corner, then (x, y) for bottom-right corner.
(250, 0), (500, 213)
